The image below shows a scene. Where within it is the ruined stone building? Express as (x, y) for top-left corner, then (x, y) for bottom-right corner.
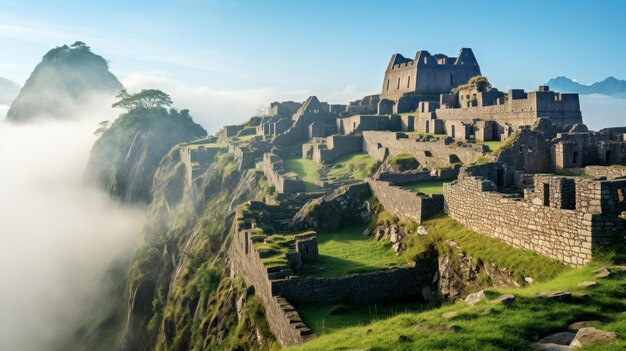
(380, 48), (481, 100)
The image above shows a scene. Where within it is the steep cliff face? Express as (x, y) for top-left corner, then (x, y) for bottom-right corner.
(119, 149), (277, 351)
(84, 108), (206, 204)
(7, 41), (123, 122)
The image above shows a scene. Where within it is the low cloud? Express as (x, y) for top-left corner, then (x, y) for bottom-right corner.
(122, 73), (370, 134)
(0, 104), (8, 119)
(580, 94), (626, 130)
(0, 118), (143, 350)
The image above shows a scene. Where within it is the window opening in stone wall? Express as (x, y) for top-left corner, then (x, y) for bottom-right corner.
(386, 79), (390, 91)
(573, 151), (579, 164)
(543, 183), (550, 206)
(606, 150), (612, 164)
(496, 169), (504, 187)
(450, 74), (453, 86)
(397, 78), (400, 90)
(407, 76), (411, 88)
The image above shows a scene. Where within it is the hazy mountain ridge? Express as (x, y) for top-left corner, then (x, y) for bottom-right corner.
(547, 76), (626, 98)
(0, 77), (20, 105)
(6, 41), (123, 122)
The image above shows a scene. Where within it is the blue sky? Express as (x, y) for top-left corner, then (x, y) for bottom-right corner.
(1, 0), (625, 127)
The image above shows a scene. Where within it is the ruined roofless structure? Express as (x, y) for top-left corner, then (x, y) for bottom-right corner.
(381, 48), (481, 100)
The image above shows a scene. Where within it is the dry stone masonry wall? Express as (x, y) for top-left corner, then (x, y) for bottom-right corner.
(444, 167), (626, 267)
(368, 179), (444, 223)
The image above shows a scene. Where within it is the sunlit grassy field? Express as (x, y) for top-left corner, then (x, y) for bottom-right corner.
(284, 158), (322, 192)
(399, 180), (450, 195)
(327, 153), (380, 181)
(302, 225), (406, 278)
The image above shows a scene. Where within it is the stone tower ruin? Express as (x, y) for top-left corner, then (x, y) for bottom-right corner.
(381, 48), (481, 100)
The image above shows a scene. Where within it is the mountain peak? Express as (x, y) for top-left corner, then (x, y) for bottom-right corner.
(6, 41), (123, 122)
(546, 76), (626, 99)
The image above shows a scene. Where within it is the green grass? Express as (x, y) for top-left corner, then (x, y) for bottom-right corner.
(388, 153), (419, 171)
(481, 140), (504, 152)
(399, 180), (450, 195)
(184, 142), (226, 150)
(284, 158), (322, 192)
(295, 301), (430, 336)
(302, 225), (407, 278)
(291, 262), (626, 351)
(327, 153), (381, 181)
(402, 216), (567, 282)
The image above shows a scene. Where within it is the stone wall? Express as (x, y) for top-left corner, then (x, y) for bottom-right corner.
(259, 153), (305, 194)
(362, 131), (487, 169)
(585, 166), (626, 180)
(230, 227), (314, 347)
(179, 146), (222, 184)
(368, 179), (444, 223)
(272, 262), (433, 304)
(302, 135), (362, 164)
(444, 172), (625, 267)
(374, 167), (459, 184)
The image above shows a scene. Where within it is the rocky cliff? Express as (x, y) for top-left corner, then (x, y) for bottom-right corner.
(116, 147), (277, 350)
(84, 108), (206, 204)
(6, 41), (123, 122)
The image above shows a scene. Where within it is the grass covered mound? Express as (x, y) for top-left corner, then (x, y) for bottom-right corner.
(291, 263), (626, 351)
(301, 225), (407, 278)
(284, 158), (322, 192)
(387, 153), (419, 172)
(295, 301), (428, 336)
(399, 180), (450, 195)
(327, 153), (381, 181)
(402, 215), (566, 282)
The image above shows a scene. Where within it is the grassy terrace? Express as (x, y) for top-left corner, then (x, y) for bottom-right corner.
(291, 216), (626, 351)
(252, 231), (316, 270)
(292, 262), (626, 351)
(399, 180), (450, 195)
(183, 141), (226, 150)
(301, 226), (406, 278)
(295, 301), (428, 336)
(327, 153), (381, 181)
(284, 158), (322, 192)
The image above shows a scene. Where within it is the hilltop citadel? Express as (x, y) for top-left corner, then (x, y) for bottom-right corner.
(177, 48), (626, 347)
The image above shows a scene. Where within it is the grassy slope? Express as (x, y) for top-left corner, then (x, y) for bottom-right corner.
(327, 153), (380, 181)
(284, 158), (322, 192)
(289, 216), (625, 350)
(295, 301), (429, 336)
(291, 263), (626, 351)
(402, 216), (566, 282)
(399, 180), (450, 195)
(302, 225), (407, 278)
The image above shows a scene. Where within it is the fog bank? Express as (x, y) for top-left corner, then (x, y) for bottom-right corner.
(0, 118), (143, 350)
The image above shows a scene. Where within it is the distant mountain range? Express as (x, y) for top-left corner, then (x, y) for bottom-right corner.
(0, 77), (20, 105)
(6, 41), (123, 122)
(546, 76), (626, 99)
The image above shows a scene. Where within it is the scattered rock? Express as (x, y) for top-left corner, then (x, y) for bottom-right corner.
(414, 324), (456, 331)
(448, 240), (460, 249)
(592, 267), (611, 279)
(442, 311), (458, 319)
(493, 294), (515, 305)
(537, 331), (576, 345)
(374, 226), (384, 240)
(464, 290), (487, 306)
(417, 226), (428, 235)
(525, 276), (535, 284)
(568, 320), (602, 331)
(392, 242), (402, 254)
(533, 291), (572, 302)
(577, 281), (597, 288)
(570, 327), (616, 347)
(611, 265), (626, 271)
